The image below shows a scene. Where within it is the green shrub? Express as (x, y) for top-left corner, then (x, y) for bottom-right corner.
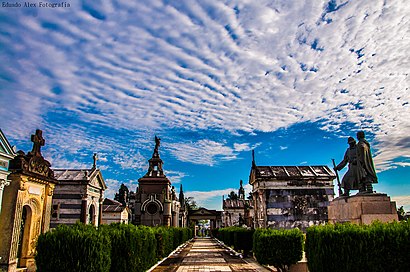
(36, 223), (192, 272)
(100, 224), (156, 272)
(216, 227), (254, 256)
(305, 221), (410, 272)
(36, 223), (111, 272)
(233, 228), (254, 256)
(253, 228), (304, 272)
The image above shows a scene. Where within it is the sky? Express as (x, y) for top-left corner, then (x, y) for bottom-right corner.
(0, 0), (409, 211)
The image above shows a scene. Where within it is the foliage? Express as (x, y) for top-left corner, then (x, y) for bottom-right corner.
(153, 226), (175, 259)
(253, 228), (304, 272)
(100, 224), (156, 272)
(227, 191), (238, 200)
(36, 223), (193, 272)
(397, 206), (406, 221)
(36, 223), (111, 272)
(184, 197), (198, 211)
(305, 221), (410, 272)
(216, 227), (254, 256)
(114, 183), (129, 206)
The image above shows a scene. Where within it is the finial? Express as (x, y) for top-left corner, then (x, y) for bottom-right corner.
(252, 149), (256, 168)
(93, 153), (98, 168)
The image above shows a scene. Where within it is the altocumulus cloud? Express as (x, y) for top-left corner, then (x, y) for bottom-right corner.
(0, 0), (408, 170)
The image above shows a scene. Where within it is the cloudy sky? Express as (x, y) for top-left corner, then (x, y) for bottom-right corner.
(1, 0), (409, 211)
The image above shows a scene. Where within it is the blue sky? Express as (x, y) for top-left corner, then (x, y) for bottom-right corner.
(0, 0), (409, 211)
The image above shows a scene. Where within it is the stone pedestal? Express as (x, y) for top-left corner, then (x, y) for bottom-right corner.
(328, 193), (398, 225)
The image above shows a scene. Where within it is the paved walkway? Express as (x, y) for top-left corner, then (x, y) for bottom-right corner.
(151, 237), (270, 272)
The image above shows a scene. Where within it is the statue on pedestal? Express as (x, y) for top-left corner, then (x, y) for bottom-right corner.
(334, 131), (378, 196)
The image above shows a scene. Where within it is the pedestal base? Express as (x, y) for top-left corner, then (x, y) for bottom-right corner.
(328, 193), (398, 225)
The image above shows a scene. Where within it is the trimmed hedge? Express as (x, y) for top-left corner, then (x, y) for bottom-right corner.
(36, 224), (111, 272)
(215, 227), (254, 256)
(100, 224), (156, 272)
(36, 223), (192, 272)
(253, 228), (304, 272)
(305, 221), (410, 272)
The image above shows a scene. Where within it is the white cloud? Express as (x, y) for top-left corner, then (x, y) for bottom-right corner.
(164, 170), (187, 184)
(391, 196), (410, 212)
(113, 151), (147, 170)
(280, 146), (288, 150)
(1, 0), (409, 170)
(167, 139), (236, 166)
(186, 187), (236, 210)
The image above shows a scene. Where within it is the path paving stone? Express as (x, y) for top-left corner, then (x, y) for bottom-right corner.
(151, 237), (270, 272)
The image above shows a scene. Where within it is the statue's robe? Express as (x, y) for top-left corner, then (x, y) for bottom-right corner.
(356, 139), (378, 183)
(336, 146), (360, 190)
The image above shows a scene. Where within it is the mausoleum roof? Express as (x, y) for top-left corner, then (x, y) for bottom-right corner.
(103, 198), (126, 212)
(223, 199), (253, 209)
(254, 165), (335, 180)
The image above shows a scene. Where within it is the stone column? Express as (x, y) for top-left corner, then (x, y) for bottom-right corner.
(42, 184), (54, 233)
(0, 174), (26, 272)
(0, 179), (10, 215)
(98, 198), (104, 226)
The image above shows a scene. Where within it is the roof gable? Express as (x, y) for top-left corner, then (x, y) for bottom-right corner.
(53, 168), (107, 189)
(0, 129), (15, 158)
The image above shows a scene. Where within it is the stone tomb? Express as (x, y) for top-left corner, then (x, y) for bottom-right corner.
(0, 130), (57, 272)
(328, 193), (398, 224)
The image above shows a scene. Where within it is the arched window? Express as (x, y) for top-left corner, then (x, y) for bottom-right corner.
(88, 204), (95, 225)
(17, 205), (32, 267)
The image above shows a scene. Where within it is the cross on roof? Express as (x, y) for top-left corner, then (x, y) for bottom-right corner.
(30, 129), (45, 156)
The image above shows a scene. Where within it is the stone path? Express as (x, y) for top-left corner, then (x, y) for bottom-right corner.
(150, 237), (270, 272)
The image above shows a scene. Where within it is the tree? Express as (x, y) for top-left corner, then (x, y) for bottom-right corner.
(227, 191), (238, 200)
(114, 184), (129, 206)
(184, 197), (198, 211)
(397, 206), (406, 221)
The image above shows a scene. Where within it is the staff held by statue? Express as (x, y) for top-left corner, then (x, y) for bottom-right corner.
(332, 158), (343, 196)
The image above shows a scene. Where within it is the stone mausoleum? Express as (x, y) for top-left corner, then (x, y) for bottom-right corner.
(0, 129), (57, 272)
(50, 154), (107, 228)
(222, 180), (254, 227)
(249, 152), (335, 230)
(134, 136), (186, 227)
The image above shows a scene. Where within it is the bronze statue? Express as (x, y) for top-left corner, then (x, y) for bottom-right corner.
(334, 137), (359, 196)
(356, 131), (377, 193)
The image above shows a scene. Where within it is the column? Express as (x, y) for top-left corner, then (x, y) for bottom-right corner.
(98, 198), (104, 226)
(0, 179), (10, 214)
(80, 196), (87, 224)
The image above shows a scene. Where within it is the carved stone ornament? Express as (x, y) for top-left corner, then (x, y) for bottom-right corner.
(8, 129), (55, 180)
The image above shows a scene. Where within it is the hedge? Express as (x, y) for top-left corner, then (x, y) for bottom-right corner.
(253, 228), (304, 272)
(305, 221), (410, 272)
(214, 227), (254, 256)
(100, 224), (156, 272)
(36, 223), (192, 272)
(36, 223), (111, 272)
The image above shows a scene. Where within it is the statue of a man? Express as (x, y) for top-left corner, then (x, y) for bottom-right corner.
(334, 137), (359, 196)
(153, 135), (161, 156)
(356, 131), (378, 193)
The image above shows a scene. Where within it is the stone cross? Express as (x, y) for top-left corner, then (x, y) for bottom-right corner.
(30, 129), (45, 156)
